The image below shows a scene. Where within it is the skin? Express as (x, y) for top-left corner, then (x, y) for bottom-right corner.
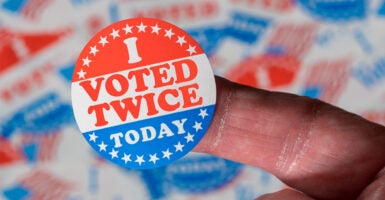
(194, 77), (385, 200)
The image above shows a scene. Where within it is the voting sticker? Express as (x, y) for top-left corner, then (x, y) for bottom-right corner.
(71, 18), (216, 169)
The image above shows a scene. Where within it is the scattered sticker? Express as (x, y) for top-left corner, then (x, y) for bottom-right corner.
(298, 0), (366, 21)
(71, 18), (216, 169)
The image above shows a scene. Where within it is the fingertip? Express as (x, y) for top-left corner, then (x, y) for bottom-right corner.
(194, 76), (235, 154)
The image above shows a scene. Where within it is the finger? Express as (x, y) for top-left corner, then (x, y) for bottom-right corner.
(194, 76), (385, 200)
(256, 189), (314, 200)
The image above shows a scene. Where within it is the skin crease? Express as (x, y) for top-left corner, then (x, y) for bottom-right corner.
(193, 77), (385, 200)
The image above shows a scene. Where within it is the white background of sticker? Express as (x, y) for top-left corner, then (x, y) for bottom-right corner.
(72, 54), (216, 133)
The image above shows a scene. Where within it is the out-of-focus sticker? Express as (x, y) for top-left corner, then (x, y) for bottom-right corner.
(298, 0), (367, 21)
(140, 154), (243, 199)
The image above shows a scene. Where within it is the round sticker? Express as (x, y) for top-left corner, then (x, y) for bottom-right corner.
(71, 18), (216, 169)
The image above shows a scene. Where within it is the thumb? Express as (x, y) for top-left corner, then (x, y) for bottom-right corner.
(256, 189), (315, 200)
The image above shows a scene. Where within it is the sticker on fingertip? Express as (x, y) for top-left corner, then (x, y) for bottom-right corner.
(71, 18), (216, 169)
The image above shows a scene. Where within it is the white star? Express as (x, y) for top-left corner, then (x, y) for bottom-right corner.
(198, 109), (209, 119)
(184, 132), (194, 143)
(193, 121), (203, 132)
(137, 22), (147, 33)
(162, 149), (173, 159)
(151, 24), (161, 34)
(77, 69), (86, 79)
(121, 153), (131, 164)
(135, 155), (145, 166)
(98, 141), (107, 152)
(89, 45), (99, 56)
(164, 28), (175, 39)
(186, 45), (197, 55)
(110, 29), (120, 39)
(98, 36), (108, 47)
(88, 132), (98, 142)
(109, 149), (119, 159)
(176, 35), (186, 46)
(149, 153), (159, 164)
(122, 24), (133, 34)
(174, 142), (184, 152)
(82, 56), (91, 67)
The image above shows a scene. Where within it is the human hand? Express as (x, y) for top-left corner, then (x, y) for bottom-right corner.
(194, 77), (385, 200)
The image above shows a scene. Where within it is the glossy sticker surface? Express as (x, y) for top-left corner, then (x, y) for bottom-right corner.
(71, 18), (216, 169)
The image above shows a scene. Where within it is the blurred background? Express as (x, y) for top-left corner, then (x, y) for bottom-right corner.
(1, 0), (385, 199)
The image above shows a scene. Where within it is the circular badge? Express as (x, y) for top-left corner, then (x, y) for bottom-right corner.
(71, 18), (216, 169)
